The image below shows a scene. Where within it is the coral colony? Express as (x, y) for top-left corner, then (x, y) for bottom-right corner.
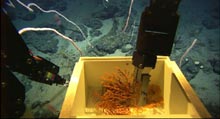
(95, 68), (163, 115)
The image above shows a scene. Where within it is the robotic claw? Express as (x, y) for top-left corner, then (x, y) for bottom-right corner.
(132, 0), (180, 105)
(1, 5), (68, 118)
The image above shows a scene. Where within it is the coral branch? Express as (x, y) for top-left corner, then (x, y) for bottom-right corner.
(18, 27), (83, 56)
(95, 68), (140, 115)
(122, 0), (134, 32)
(16, 0), (86, 40)
(95, 68), (164, 115)
(179, 38), (197, 67)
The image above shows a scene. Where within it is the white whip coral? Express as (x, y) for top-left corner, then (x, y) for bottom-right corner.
(179, 38), (198, 67)
(16, 0), (87, 40)
(122, 0), (134, 32)
(19, 27), (83, 56)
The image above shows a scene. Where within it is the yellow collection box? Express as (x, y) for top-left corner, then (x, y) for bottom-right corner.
(59, 56), (211, 118)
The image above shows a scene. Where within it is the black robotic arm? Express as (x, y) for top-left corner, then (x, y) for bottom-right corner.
(1, 10), (67, 85)
(132, 0), (180, 68)
(132, 0), (180, 106)
(1, 6), (67, 118)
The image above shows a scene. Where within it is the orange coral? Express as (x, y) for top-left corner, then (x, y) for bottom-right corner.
(95, 67), (140, 115)
(95, 67), (163, 115)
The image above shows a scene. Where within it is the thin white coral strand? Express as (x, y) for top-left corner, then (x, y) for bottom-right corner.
(122, 0), (134, 32)
(179, 39), (197, 67)
(16, 0), (86, 40)
(18, 27), (83, 56)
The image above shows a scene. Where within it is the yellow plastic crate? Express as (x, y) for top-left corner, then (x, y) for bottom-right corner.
(59, 56), (211, 118)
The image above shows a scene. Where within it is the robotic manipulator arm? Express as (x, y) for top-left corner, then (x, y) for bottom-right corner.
(1, 6), (67, 117)
(132, 0), (180, 105)
(1, 9), (67, 86)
